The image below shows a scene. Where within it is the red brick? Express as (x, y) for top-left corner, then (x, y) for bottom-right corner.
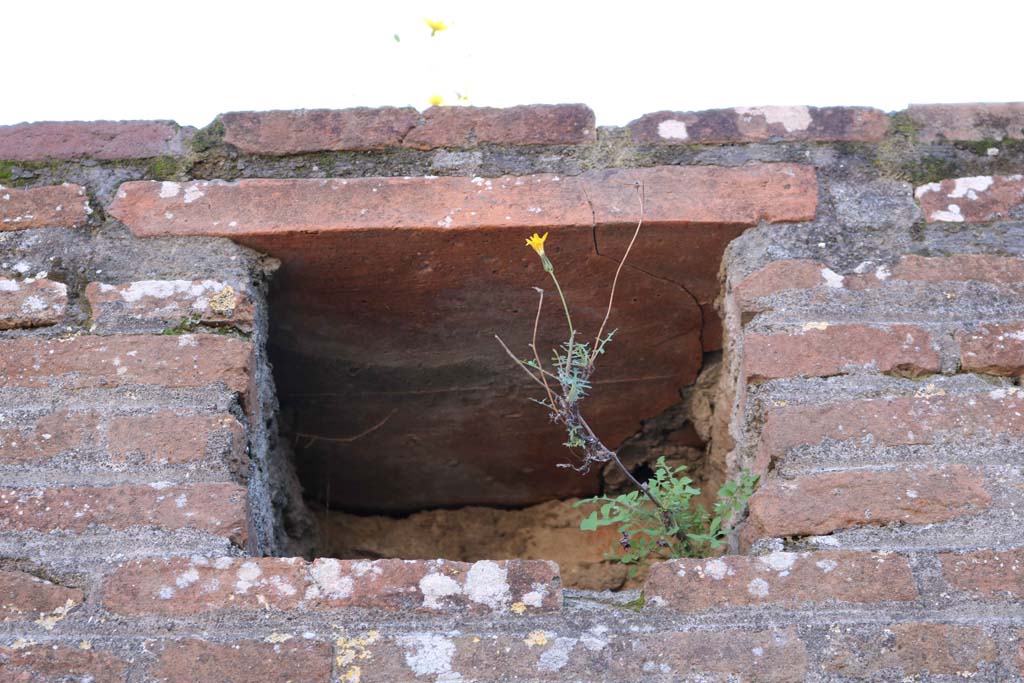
(0, 645), (128, 683)
(102, 557), (560, 615)
(957, 323), (1024, 376)
(0, 569), (83, 621)
(0, 483), (248, 543)
(402, 104), (595, 149)
(823, 623), (998, 677)
(0, 410), (99, 464)
(645, 550), (916, 612)
(890, 254), (1024, 284)
(743, 465), (991, 540)
(0, 334), (251, 393)
(756, 391), (1024, 470)
(0, 120), (188, 161)
(108, 165), (817, 236)
(939, 547), (1024, 598)
(107, 412), (247, 469)
(744, 324), (941, 383)
(907, 102), (1024, 142)
(732, 259), (841, 313)
(629, 106), (889, 144)
(0, 184), (90, 231)
(86, 280), (254, 332)
(0, 278), (67, 329)
(150, 639), (331, 683)
(221, 107), (419, 154)
(915, 174), (1024, 223)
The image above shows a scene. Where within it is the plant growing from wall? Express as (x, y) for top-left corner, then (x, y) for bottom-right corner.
(496, 185), (757, 572)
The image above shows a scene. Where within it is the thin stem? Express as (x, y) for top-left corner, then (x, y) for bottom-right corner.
(530, 288), (557, 411)
(590, 182), (645, 367)
(576, 414), (664, 511)
(547, 269), (574, 337)
(494, 334), (548, 389)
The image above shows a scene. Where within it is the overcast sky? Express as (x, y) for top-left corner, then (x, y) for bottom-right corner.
(3, 1), (1020, 128)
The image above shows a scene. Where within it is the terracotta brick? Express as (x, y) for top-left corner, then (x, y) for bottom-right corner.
(0, 120), (188, 161)
(0, 645), (128, 683)
(0, 410), (99, 464)
(744, 465), (991, 539)
(102, 557), (306, 615)
(86, 280), (255, 332)
(957, 323), (1024, 376)
(107, 412), (247, 469)
(744, 324), (940, 383)
(102, 557), (560, 615)
(756, 391), (1024, 470)
(0, 334), (251, 393)
(402, 104), (596, 149)
(0, 483), (248, 543)
(890, 254), (1024, 284)
(732, 259), (841, 313)
(629, 105), (888, 144)
(108, 165), (817, 237)
(0, 569), (83, 621)
(939, 547), (1024, 598)
(0, 278), (67, 329)
(915, 174), (1024, 223)
(907, 102), (1024, 142)
(221, 107), (419, 154)
(824, 623), (998, 677)
(0, 183), (90, 231)
(645, 550), (916, 612)
(150, 639), (331, 683)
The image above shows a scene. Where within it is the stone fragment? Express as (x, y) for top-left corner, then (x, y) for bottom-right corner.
(0, 278), (67, 329)
(890, 254), (1024, 284)
(0, 183), (90, 231)
(107, 412), (247, 471)
(86, 279), (254, 332)
(0, 569), (84, 621)
(0, 120), (188, 161)
(915, 174), (1024, 223)
(151, 639), (332, 683)
(939, 547), (1024, 598)
(0, 410), (99, 464)
(731, 260), (838, 314)
(629, 105), (889, 143)
(0, 483), (248, 544)
(0, 645), (127, 683)
(221, 107), (419, 153)
(744, 324), (940, 383)
(823, 623), (998, 677)
(743, 465), (991, 540)
(645, 551), (917, 612)
(403, 104), (595, 149)
(957, 323), (1024, 376)
(907, 102), (1024, 142)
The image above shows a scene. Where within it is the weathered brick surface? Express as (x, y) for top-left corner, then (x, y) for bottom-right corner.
(0, 278), (67, 329)
(108, 165), (817, 236)
(0, 120), (187, 161)
(86, 280), (254, 331)
(957, 323), (1024, 375)
(822, 623), (999, 677)
(744, 465), (991, 539)
(0, 334), (251, 393)
(0, 410), (99, 464)
(757, 391), (1024, 469)
(732, 259), (843, 313)
(0, 184), (90, 231)
(939, 547), (1024, 598)
(403, 104), (595, 149)
(0, 569), (83, 621)
(221, 107), (419, 154)
(916, 174), (1024, 223)
(907, 102), (1024, 142)
(107, 412), (247, 469)
(645, 551), (916, 612)
(629, 105), (888, 144)
(0, 483), (248, 543)
(102, 557), (560, 615)
(150, 639), (332, 683)
(0, 645), (128, 683)
(744, 324), (940, 383)
(889, 254), (1024, 284)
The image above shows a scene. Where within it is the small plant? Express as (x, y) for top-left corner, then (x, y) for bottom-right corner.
(496, 185), (757, 571)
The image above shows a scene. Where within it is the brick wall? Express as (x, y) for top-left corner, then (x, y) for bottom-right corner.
(1, 102), (1023, 680)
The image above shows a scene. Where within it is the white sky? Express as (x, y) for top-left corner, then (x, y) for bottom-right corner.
(3, 0), (1021, 128)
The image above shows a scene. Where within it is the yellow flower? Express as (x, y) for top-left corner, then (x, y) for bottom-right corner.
(425, 19), (448, 35)
(429, 94), (444, 107)
(525, 232), (548, 256)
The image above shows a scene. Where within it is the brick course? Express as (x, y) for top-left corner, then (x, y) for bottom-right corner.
(0, 184), (90, 230)
(0, 278), (67, 329)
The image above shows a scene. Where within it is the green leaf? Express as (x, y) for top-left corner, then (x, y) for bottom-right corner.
(580, 511), (600, 532)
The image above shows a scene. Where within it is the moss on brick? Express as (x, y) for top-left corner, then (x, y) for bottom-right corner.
(191, 118), (226, 153)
